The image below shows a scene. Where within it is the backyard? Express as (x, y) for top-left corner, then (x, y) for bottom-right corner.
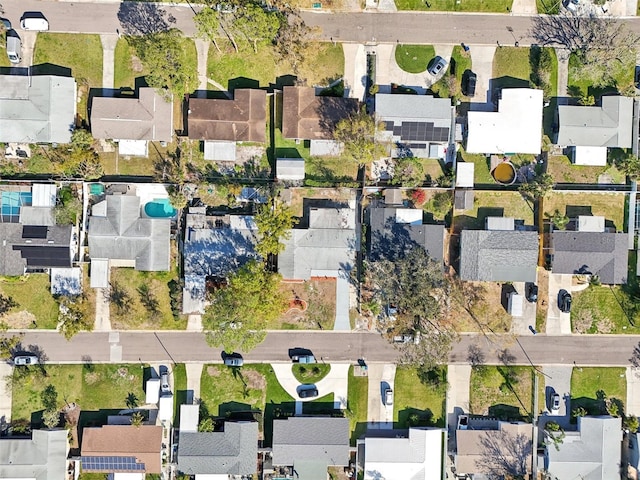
(395, 0), (513, 12)
(452, 190), (535, 232)
(0, 274), (60, 329)
(571, 367), (626, 417)
(546, 154), (626, 184)
(393, 366), (447, 428)
(542, 191), (626, 232)
(458, 148), (493, 184)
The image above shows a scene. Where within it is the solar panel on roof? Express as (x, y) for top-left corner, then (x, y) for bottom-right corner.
(22, 225), (47, 239)
(81, 456), (145, 472)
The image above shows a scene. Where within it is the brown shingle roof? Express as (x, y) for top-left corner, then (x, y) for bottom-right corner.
(188, 89), (267, 142)
(90, 88), (173, 142)
(282, 86), (359, 140)
(81, 425), (163, 473)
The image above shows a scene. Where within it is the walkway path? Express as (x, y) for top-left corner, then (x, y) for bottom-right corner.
(185, 363), (203, 405)
(343, 43), (367, 101)
(555, 47), (570, 101)
(510, 0), (538, 14)
(187, 314), (202, 332)
(20, 31), (37, 68)
(366, 363), (395, 428)
(194, 38), (210, 96)
(0, 363), (12, 427)
(94, 288), (111, 331)
(334, 272), (351, 331)
(100, 34), (117, 90)
(446, 364), (471, 430)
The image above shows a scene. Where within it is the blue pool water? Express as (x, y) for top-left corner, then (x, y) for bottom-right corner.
(1, 191), (32, 217)
(144, 198), (177, 218)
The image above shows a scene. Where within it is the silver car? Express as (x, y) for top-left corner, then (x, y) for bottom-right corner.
(13, 355), (39, 366)
(428, 56), (448, 76)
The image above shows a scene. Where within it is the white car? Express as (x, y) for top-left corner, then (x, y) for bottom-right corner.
(13, 355), (39, 366)
(384, 387), (394, 406)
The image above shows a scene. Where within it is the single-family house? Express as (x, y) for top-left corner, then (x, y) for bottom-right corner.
(544, 416), (621, 480)
(271, 417), (350, 480)
(187, 89), (267, 161)
(182, 207), (259, 313)
(455, 419), (532, 478)
(81, 424), (163, 474)
(466, 88), (543, 155)
(90, 88), (173, 156)
(551, 216), (627, 284)
(556, 96), (633, 166)
(87, 194), (171, 288)
(357, 427), (446, 480)
(0, 429), (69, 480)
(368, 195), (445, 263)
(282, 86), (359, 156)
(375, 93), (454, 159)
(459, 217), (538, 282)
(0, 74), (76, 144)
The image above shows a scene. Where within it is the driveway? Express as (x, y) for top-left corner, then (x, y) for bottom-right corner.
(627, 367), (640, 417)
(468, 45), (496, 109)
(367, 363), (396, 428)
(511, 281), (537, 335)
(343, 43), (367, 101)
(541, 365), (572, 426)
(0, 363), (12, 427)
(446, 364), (471, 433)
(271, 363), (349, 410)
(546, 274), (572, 335)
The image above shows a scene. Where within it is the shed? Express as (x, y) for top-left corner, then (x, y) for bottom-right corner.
(276, 158), (305, 180)
(454, 189), (474, 211)
(508, 293), (524, 317)
(571, 146), (607, 166)
(118, 139), (148, 157)
(204, 141), (236, 161)
(486, 216), (515, 231)
(158, 394), (173, 422)
(90, 258), (110, 289)
(577, 215), (605, 233)
(146, 378), (160, 404)
(456, 162), (475, 188)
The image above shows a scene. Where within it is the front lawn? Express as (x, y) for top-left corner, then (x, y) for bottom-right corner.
(492, 47), (533, 90)
(11, 364), (145, 425)
(571, 367), (626, 416)
(452, 190), (534, 232)
(546, 154), (626, 184)
(395, 44), (435, 74)
(393, 366), (447, 428)
(292, 363), (331, 383)
(572, 282), (639, 334)
(567, 52), (634, 99)
(543, 191), (626, 233)
(395, 0), (513, 12)
(113, 38), (150, 89)
(0, 275), (60, 329)
(347, 366), (368, 445)
(33, 33), (103, 124)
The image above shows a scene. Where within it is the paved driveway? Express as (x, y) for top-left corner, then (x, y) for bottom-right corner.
(0, 363), (12, 427)
(541, 365), (572, 423)
(367, 363), (396, 428)
(546, 274), (572, 334)
(271, 363), (349, 410)
(627, 367), (640, 416)
(511, 281), (537, 335)
(468, 45), (496, 109)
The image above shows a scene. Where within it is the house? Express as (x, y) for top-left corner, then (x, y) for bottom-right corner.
(182, 208), (259, 313)
(551, 216), (627, 284)
(271, 417), (350, 480)
(278, 205), (356, 281)
(81, 424), (163, 474)
(466, 88), (543, 155)
(187, 89), (267, 161)
(375, 93), (454, 159)
(90, 88), (173, 156)
(282, 86), (359, 156)
(276, 157), (306, 181)
(455, 419), (532, 478)
(0, 429), (69, 480)
(0, 74), (76, 144)
(368, 195), (445, 263)
(544, 416), (621, 480)
(177, 404), (258, 478)
(459, 217), (538, 282)
(556, 96), (633, 166)
(357, 427), (445, 480)
(87, 194), (171, 288)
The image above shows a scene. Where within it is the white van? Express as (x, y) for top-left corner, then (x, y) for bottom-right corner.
(6, 32), (21, 64)
(20, 14), (49, 31)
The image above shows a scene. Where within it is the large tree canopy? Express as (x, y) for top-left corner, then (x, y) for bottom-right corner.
(334, 109), (388, 166)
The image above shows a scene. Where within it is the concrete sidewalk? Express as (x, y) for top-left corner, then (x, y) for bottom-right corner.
(627, 367), (640, 416)
(100, 34), (117, 90)
(0, 363), (12, 427)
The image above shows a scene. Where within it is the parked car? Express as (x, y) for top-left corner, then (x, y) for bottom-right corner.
(6, 31), (21, 64)
(457, 414), (469, 430)
(13, 355), (39, 366)
(20, 13), (49, 31)
(428, 56), (448, 76)
(223, 352), (244, 367)
(290, 348), (316, 364)
(383, 387), (394, 406)
(1, 18), (11, 30)
(565, 0), (579, 11)
(298, 386), (319, 398)
(160, 366), (170, 392)
(558, 289), (572, 313)
(551, 393), (561, 412)
(526, 283), (538, 303)
(463, 71), (477, 97)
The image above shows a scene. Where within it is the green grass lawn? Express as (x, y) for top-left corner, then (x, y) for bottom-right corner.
(347, 366), (368, 445)
(543, 192), (626, 233)
(452, 191), (534, 231)
(395, 0), (513, 11)
(0, 31), (10, 68)
(469, 366), (539, 420)
(568, 52), (634, 99)
(572, 283), (639, 334)
(0, 275), (60, 329)
(458, 148), (492, 184)
(571, 367), (626, 416)
(546, 154), (626, 184)
(393, 366), (447, 428)
(11, 364), (145, 425)
(536, 0), (558, 12)
(395, 44), (435, 74)
(113, 38), (150, 89)
(33, 33), (103, 124)
(172, 364), (187, 426)
(292, 364), (331, 383)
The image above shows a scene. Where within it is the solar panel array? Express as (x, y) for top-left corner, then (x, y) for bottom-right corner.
(385, 121), (449, 143)
(81, 456), (145, 472)
(22, 225), (48, 239)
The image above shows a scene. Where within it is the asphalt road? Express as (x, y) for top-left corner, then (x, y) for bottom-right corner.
(11, 330), (640, 366)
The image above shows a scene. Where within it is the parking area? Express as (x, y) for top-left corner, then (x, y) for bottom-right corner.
(468, 46), (496, 110)
(540, 365), (573, 430)
(367, 363), (396, 428)
(510, 281), (538, 335)
(546, 273), (573, 334)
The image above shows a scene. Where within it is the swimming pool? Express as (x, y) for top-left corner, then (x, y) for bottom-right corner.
(1, 191), (32, 218)
(144, 198), (177, 218)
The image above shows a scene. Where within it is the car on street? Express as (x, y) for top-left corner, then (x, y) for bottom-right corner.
(20, 13), (49, 31)
(551, 393), (561, 412)
(383, 386), (393, 406)
(526, 283), (538, 303)
(223, 352), (244, 367)
(463, 71), (477, 97)
(428, 56), (448, 76)
(290, 348), (316, 364)
(1, 18), (11, 30)
(298, 385), (319, 398)
(13, 355), (39, 366)
(558, 289), (572, 313)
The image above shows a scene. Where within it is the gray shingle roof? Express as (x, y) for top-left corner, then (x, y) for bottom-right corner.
(556, 96), (633, 148)
(551, 231), (627, 284)
(460, 230), (539, 282)
(369, 206), (444, 263)
(88, 195), (170, 271)
(546, 416), (621, 480)
(0, 429), (68, 480)
(0, 75), (76, 144)
(177, 422), (258, 475)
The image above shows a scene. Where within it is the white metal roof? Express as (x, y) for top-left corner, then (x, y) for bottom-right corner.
(32, 184), (57, 207)
(577, 215), (605, 233)
(456, 162), (475, 187)
(572, 146), (607, 166)
(118, 139), (148, 157)
(204, 141), (236, 161)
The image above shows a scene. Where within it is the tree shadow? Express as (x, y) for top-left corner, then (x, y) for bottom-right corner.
(473, 429), (532, 478)
(117, 2), (174, 36)
(488, 403), (523, 421)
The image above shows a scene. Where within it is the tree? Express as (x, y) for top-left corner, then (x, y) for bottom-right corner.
(426, 191), (453, 220)
(614, 153), (640, 179)
(54, 187), (82, 225)
(0, 333), (23, 360)
(531, 13), (639, 88)
(391, 156), (424, 187)
(42, 409), (60, 429)
(519, 173), (554, 202)
(203, 260), (286, 353)
(126, 29), (197, 100)
(572, 406), (588, 418)
(547, 208), (569, 230)
(58, 296), (93, 340)
(193, 6), (222, 53)
(255, 198), (295, 258)
(198, 416), (215, 432)
(51, 129), (103, 179)
(231, 3), (281, 53)
(625, 415), (639, 433)
(0, 294), (16, 316)
(274, 11), (316, 73)
(41, 385), (58, 411)
(544, 421), (565, 450)
(130, 411), (145, 427)
(334, 109), (388, 166)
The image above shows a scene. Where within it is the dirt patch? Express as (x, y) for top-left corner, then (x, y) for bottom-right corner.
(285, 187), (355, 218)
(2, 310), (37, 329)
(84, 372), (101, 385)
(536, 269), (549, 331)
(450, 280), (512, 334)
(63, 403), (80, 448)
(275, 279), (337, 330)
(243, 370), (266, 391)
(131, 55), (144, 73)
(207, 366), (221, 377)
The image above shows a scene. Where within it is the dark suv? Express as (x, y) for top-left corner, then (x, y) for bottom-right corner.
(463, 71), (477, 97)
(526, 283), (538, 303)
(558, 289), (572, 313)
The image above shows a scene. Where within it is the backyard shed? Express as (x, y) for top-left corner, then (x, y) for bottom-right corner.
(276, 158), (305, 180)
(508, 292), (524, 317)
